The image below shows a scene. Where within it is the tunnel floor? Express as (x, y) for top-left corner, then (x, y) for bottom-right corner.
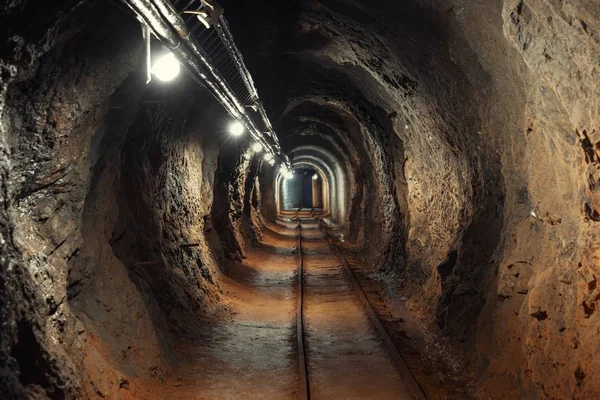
(98, 214), (471, 399)
(301, 222), (417, 399)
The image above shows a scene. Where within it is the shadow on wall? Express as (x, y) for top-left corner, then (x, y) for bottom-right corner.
(65, 74), (234, 396)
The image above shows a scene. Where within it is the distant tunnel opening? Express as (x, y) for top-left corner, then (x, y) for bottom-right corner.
(280, 168), (322, 210)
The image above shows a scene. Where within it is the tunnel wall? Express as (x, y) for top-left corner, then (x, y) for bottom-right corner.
(0, 2), (268, 397)
(258, 164), (277, 223)
(242, 157), (264, 242)
(230, 0), (600, 398)
(0, 0), (599, 398)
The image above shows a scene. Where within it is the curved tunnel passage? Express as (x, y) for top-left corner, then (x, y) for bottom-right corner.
(1, 0), (599, 399)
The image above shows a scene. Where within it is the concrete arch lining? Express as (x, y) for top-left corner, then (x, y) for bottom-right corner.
(289, 145), (347, 224)
(275, 159), (331, 215)
(291, 160), (331, 214)
(291, 155), (337, 218)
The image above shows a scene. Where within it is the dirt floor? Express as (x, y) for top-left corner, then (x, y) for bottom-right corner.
(301, 222), (419, 399)
(86, 216), (471, 399)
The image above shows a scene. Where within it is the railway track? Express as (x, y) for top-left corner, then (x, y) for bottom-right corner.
(296, 212), (310, 399)
(288, 209), (427, 400)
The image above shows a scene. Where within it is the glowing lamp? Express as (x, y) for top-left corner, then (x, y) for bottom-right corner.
(229, 121), (245, 136)
(151, 52), (181, 82)
(252, 142), (263, 153)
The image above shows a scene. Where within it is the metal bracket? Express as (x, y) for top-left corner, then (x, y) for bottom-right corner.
(183, 0), (223, 29)
(141, 21), (152, 84)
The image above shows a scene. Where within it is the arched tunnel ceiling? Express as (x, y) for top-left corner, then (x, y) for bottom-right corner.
(291, 161), (327, 185)
(279, 100), (362, 170)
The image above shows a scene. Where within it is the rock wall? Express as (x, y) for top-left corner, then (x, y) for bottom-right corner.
(0, 0), (598, 398)
(0, 1), (264, 397)
(2, 3), (146, 397)
(227, 0), (599, 397)
(258, 165), (277, 222)
(212, 144), (254, 263)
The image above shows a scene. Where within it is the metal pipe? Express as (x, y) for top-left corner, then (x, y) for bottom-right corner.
(215, 17), (281, 142)
(150, 0), (248, 114)
(123, 0), (291, 168)
(127, 0), (240, 115)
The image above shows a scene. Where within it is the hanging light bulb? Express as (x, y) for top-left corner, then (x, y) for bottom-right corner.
(312, 174), (318, 180)
(251, 142), (263, 153)
(151, 52), (181, 82)
(229, 121), (245, 136)
(264, 153), (273, 162)
(268, 159), (275, 166)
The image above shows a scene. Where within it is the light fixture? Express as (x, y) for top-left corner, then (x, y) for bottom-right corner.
(312, 174), (318, 180)
(229, 121), (245, 136)
(251, 142), (263, 153)
(264, 153), (273, 162)
(151, 52), (181, 82)
(268, 159), (275, 166)
(280, 166), (293, 179)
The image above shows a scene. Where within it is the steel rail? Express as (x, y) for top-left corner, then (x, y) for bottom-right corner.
(316, 218), (428, 400)
(295, 213), (310, 400)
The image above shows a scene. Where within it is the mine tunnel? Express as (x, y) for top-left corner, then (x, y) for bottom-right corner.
(0, 0), (599, 399)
